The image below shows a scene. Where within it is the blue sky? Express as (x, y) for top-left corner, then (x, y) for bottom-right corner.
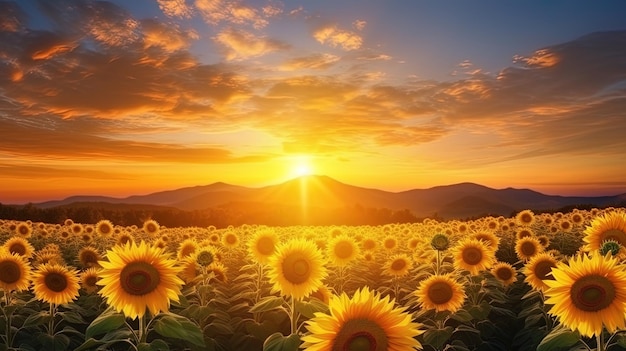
(1, 0), (626, 202)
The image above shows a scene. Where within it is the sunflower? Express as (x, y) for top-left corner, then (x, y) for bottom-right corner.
(544, 253), (626, 338)
(430, 233), (450, 251)
(247, 230), (278, 265)
(301, 287), (423, 351)
(97, 241), (184, 319)
(0, 252), (32, 292)
(559, 219), (573, 232)
(32, 264), (80, 305)
(117, 232), (134, 246)
(451, 238), (495, 276)
(267, 239), (327, 300)
(206, 262), (228, 283)
(382, 236), (398, 251)
(516, 209), (536, 227)
(78, 246), (102, 268)
(95, 219), (114, 237)
(471, 232), (500, 250)
(309, 284), (332, 304)
(15, 222), (32, 238)
(195, 246), (218, 266)
(177, 239), (199, 260)
(515, 236), (544, 262)
(3, 236), (35, 259)
(515, 228), (534, 240)
(80, 268), (100, 294)
(221, 231), (239, 249)
(361, 237), (377, 252)
(415, 273), (466, 313)
(583, 211), (626, 254)
(142, 219), (160, 237)
(385, 254), (413, 278)
(71, 223), (84, 236)
(491, 262), (517, 286)
(524, 252), (558, 292)
(179, 256), (200, 284)
(327, 235), (359, 267)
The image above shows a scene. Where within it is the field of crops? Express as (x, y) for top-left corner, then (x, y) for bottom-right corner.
(1, 207), (626, 351)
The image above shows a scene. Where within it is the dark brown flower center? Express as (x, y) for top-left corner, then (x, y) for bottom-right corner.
(462, 246), (483, 265)
(520, 241), (537, 257)
(520, 213), (533, 224)
(428, 280), (453, 305)
(362, 239), (376, 251)
(334, 241), (354, 259)
(391, 258), (406, 271)
(256, 236), (275, 256)
(282, 253), (311, 284)
(120, 261), (160, 296)
(571, 274), (615, 312)
(333, 319), (388, 351)
(0, 261), (21, 284)
(45, 272), (68, 293)
(225, 234), (237, 244)
(18, 225), (29, 235)
(496, 267), (513, 281)
(84, 275), (98, 287)
(384, 239), (395, 249)
(534, 259), (556, 280)
(9, 243), (26, 256)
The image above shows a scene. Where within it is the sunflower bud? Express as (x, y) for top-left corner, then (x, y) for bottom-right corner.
(600, 240), (621, 257)
(431, 234), (450, 251)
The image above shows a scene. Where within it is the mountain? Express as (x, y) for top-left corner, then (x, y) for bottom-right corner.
(30, 175), (626, 220)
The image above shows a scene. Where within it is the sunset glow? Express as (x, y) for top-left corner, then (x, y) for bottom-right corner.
(1, 0), (626, 203)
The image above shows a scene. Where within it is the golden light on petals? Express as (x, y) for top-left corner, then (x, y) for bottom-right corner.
(301, 287), (423, 351)
(97, 241), (184, 319)
(0, 252), (32, 292)
(583, 211), (626, 254)
(327, 235), (359, 267)
(524, 252), (558, 292)
(491, 262), (517, 286)
(3, 236), (35, 259)
(515, 236), (544, 261)
(247, 229), (278, 265)
(32, 263), (80, 305)
(267, 239), (327, 300)
(385, 254), (412, 278)
(415, 274), (466, 313)
(451, 238), (495, 276)
(544, 253), (626, 338)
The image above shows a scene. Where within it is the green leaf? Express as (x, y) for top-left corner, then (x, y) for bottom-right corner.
(449, 309), (474, 323)
(73, 338), (103, 351)
(537, 324), (580, 351)
(250, 296), (285, 313)
(37, 333), (70, 351)
(423, 326), (453, 350)
(263, 332), (300, 351)
(152, 313), (205, 347)
(295, 298), (329, 319)
(57, 311), (86, 324)
(85, 308), (126, 339)
(21, 311), (50, 328)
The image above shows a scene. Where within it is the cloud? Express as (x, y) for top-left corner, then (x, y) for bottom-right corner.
(0, 2), (25, 32)
(157, 0), (194, 19)
(353, 20), (367, 31)
(214, 27), (290, 60)
(195, 0), (274, 28)
(141, 19), (198, 52)
(0, 116), (269, 164)
(280, 53), (340, 70)
(313, 24), (363, 51)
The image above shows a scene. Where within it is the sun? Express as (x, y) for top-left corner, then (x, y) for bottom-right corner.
(290, 156), (314, 178)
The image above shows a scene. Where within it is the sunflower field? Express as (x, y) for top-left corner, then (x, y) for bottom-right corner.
(1, 207), (626, 351)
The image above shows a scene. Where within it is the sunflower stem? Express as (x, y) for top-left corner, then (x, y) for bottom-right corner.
(138, 314), (147, 344)
(290, 295), (297, 335)
(596, 332), (604, 351)
(4, 291), (13, 348)
(48, 303), (56, 336)
(436, 250), (441, 275)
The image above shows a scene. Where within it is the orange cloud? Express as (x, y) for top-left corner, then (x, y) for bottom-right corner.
(156, 0), (194, 19)
(214, 27), (290, 61)
(280, 53), (340, 70)
(313, 25), (363, 51)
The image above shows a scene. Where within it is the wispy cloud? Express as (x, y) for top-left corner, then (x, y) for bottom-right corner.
(214, 27), (290, 60)
(313, 24), (363, 51)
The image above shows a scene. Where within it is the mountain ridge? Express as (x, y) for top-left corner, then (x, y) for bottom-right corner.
(24, 175), (626, 220)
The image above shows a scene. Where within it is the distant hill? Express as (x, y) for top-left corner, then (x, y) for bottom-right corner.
(28, 175), (626, 220)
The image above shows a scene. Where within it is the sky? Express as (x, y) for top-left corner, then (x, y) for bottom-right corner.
(1, 0), (626, 204)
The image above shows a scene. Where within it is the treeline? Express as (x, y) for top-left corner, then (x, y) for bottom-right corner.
(0, 202), (426, 228)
